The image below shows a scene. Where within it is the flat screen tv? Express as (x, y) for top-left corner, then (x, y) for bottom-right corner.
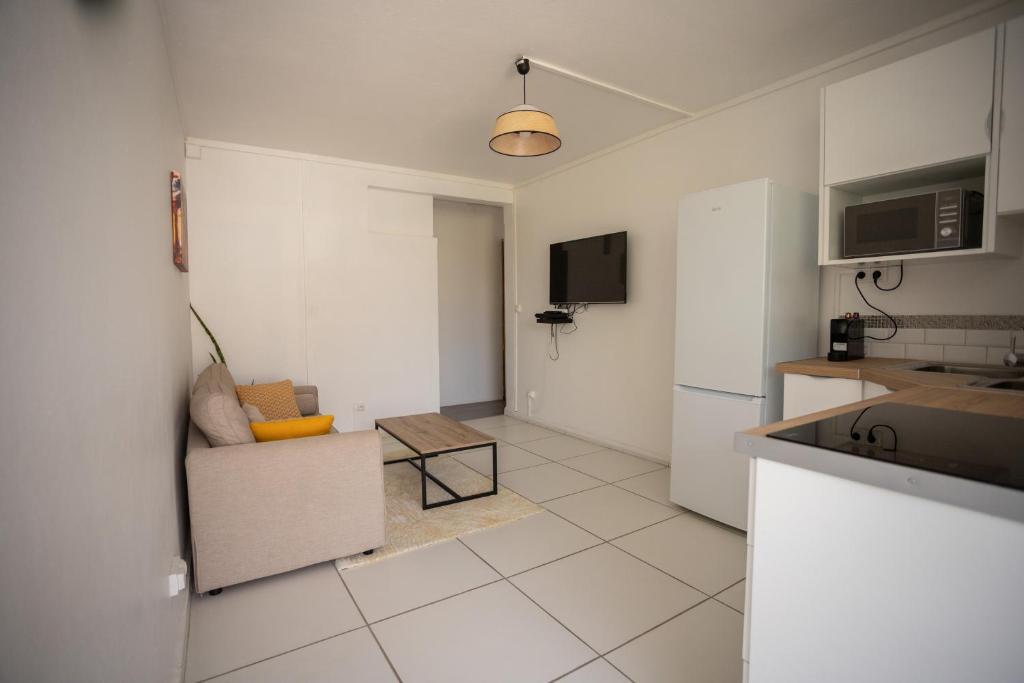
(549, 231), (627, 304)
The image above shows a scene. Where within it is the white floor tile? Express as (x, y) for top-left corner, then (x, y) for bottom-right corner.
(544, 486), (680, 540)
(342, 540), (500, 623)
(615, 468), (673, 506)
(519, 435), (605, 460)
(460, 511), (602, 576)
(612, 515), (746, 595)
(499, 462), (604, 503)
(561, 449), (664, 483)
(184, 563), (363, 683)
(372, 581), (594, 683)
(453, 442), (549, 474)
(557, 658), (631, 682)
(511, 545), (704, 654)
(482, 423), (558, 443)
(210, 628), (395, 682)
(606, 600), (743, 683)
(715, 580), (745, 613)
(462, 415), (524, 430)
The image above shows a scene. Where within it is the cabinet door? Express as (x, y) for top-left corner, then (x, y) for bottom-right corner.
(999, 16), (1024, 214)
(824, 29), (995, 185)
(782, 374), (864, 420)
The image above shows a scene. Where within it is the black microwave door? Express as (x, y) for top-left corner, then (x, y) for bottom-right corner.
(844, 194), (937, 258)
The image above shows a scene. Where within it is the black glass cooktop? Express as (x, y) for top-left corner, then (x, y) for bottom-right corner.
(767, 403), (1024, 491)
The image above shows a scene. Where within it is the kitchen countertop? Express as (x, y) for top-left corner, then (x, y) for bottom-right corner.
(736, 373), (1024, 522)
(775, 356), (982, 390)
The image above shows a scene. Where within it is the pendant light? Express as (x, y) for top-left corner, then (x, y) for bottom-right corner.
(489, 58), (561, 157)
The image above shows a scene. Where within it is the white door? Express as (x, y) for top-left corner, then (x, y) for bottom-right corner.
(675, 180), (768, 396)
(670, 386), (764, 530)
(824, 28), (995, 185)
(998, 16), (1024, 214)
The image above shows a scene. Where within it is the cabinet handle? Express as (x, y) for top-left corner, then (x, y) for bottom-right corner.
(986, 108), (993, 140)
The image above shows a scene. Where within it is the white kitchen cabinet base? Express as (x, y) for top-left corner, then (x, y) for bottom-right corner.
(748, 459), (1024, 683)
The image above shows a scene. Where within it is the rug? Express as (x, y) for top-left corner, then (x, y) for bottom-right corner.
(335, 445), (542, 572)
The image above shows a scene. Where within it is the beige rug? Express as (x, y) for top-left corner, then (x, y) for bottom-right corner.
(335, 448), (542, 572)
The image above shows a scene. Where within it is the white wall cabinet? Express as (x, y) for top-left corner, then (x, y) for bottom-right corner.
(782, 374), (892, 420)
(823, 29), (995, 187)
(998, 15), (1024, 215)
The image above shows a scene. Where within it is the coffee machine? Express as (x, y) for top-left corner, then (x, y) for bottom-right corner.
(828, 316), (864, 362)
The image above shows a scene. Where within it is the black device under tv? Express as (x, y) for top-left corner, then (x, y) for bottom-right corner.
(549, 231), (627, 304)
(536, 310), (572, 324)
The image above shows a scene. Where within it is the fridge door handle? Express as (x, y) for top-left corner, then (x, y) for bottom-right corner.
(676, 385), (764, 402)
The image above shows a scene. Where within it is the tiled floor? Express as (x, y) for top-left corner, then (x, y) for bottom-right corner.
(185, 416), (747, 682)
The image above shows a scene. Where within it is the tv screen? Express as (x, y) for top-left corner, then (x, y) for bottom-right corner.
(549, 231), (627, 304)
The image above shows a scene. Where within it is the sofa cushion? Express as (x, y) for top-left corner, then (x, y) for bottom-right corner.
(190, 363), (254, 447)
(241, 402), (266, 422)
(236, 380), (302, 420)
(249, 415), (334, 442)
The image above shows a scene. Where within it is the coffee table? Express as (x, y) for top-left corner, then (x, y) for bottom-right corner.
(375, 412), (498, 510)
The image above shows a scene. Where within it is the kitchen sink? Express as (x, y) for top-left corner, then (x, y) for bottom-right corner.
(911, 364), (1024, 379)
(984, 379), (1024, 391)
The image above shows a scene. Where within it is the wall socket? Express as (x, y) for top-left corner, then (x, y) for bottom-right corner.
(168, 557), (188, 597)
(353, 402), (365, 412)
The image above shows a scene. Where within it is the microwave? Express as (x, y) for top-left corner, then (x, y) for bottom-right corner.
(843, 189), (983, 259)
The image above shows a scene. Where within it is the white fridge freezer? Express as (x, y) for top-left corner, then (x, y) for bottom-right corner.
(670, 178), (819, 531)
(671, 386), (764, 531)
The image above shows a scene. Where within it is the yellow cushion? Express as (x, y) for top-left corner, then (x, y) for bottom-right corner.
(236, 380), (302, 420)
(250, 415), (334, 442)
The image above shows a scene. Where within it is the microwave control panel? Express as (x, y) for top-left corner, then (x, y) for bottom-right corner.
(935, 189), (963, 249)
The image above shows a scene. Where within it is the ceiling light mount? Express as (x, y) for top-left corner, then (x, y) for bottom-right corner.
(489, 57), (561, 157)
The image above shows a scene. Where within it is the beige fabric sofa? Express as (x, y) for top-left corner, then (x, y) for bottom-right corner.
(186, 379), (386, 593)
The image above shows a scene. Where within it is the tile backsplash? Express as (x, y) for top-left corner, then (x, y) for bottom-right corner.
(855, 315), (1022, 363)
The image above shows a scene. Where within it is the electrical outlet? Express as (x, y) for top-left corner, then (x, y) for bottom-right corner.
(353, 402), (365, 412)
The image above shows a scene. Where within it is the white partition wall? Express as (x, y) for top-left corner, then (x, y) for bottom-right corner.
(185, 141), (511, 431)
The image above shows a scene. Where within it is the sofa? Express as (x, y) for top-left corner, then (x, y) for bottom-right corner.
(185, 366), (386, 593)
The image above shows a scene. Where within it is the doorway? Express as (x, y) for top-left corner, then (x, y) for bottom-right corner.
(433, 199), (506, 421)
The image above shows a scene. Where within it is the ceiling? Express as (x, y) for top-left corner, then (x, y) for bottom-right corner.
(159, 0), (977, 184)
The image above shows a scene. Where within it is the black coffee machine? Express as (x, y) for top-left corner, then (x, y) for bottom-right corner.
(828, 316), (864, 362)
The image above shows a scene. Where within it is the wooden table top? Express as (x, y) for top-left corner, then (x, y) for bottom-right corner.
(375, 413), (496, 455)
(776, 356), (994, 390)
(746, 385), (1024, 436)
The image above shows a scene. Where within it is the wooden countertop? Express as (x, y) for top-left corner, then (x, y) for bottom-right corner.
(776, 357), (992, 390)
(747, 385), (1024, 436)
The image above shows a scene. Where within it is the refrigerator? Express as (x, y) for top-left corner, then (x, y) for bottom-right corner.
(670, 179), (819, 530)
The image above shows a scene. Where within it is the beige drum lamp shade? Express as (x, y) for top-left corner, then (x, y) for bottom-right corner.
(490, 104), (561, 156)
(489, 59), (561, 157)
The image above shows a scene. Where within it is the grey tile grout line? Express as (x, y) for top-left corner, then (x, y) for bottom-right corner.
(536, 506), (711, 599)
(453, 538), (618, 680)
(546, 656), (603, 682)
(601, 596), (715, 659)
(709, 577), (746, 616)
(362, 576), (507, 627)
(196, 624), (368, 683)
(335, 569), (404, 682)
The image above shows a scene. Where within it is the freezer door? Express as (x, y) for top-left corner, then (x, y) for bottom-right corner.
(675, 180), (769, 395)
(670, 386), (763, 531)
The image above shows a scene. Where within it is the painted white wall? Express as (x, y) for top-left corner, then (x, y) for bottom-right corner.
(435, 200), (505, 406)
(511, 5), (1024, 462)
(186, 141), (512, 431)
(0, 1), (192, 681)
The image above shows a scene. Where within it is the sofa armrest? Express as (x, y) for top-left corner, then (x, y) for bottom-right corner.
(293, 385), (319, 416)
(185, 429), (384, 592)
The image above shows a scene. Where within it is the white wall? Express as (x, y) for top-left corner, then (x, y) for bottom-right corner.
(0, 2), (192, 681)
(511, 4), (1024, 462)
(435, 200), (506, 406)
(186, 141), (512, 431)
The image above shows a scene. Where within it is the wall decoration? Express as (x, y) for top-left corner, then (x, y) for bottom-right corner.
(170, 170), (188, 272)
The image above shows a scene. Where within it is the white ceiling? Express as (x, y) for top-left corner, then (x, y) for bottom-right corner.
(159, 0), (977, 184)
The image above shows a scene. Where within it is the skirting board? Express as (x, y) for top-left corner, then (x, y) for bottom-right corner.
(503, 410), (669, 466)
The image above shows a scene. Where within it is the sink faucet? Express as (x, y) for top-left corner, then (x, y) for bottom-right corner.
(1005, 329), (1023, 367)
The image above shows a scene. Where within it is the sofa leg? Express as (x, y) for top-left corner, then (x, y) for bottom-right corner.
(208, 588), (222, 596)
(363, 549), (375, 556)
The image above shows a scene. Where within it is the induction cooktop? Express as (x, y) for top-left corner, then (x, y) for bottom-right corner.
(767, 403), (1024, 491)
